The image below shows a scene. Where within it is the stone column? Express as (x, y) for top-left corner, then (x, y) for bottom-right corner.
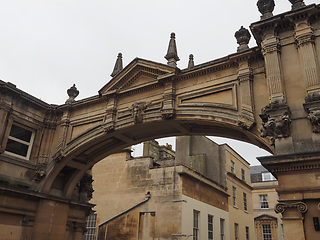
(275, 201), (307, 240)
(238, 60), (254, 129)
(294, 21), (320, 93)
(32, 199), (70, 240)
(261, 35), (286, 102)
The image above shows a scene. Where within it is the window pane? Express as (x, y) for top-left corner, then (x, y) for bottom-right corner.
(9, 125), (32, 142)
(5, 139), (29, 157)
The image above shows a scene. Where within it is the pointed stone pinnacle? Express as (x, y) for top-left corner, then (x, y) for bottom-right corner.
(188, 54), (194, 69)
(165, 32), (180, 67)
(111, 53), (123, 77)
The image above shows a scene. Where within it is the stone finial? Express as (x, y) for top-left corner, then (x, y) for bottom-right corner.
(111, 53), (123, 77)
(235, 26), (251, 52)
(65, 84), (79, 104)
(257, 0), (275, 20)
(165, 32), (180, 67)
(188, 54), (194, 69)
(288, 0), (306, 10)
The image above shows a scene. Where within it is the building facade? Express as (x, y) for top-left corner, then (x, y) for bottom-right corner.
(251, 165), (284, 240)
(90, 136), (255, 240)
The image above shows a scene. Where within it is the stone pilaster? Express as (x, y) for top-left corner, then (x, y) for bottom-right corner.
(261, 36), (286, 102)
(294, 23), (320, 93)
(275, 201), (307, 240)
(237, 61), (254, 129)
(161, 81), (176, 119)
(104, 97), (117, 132)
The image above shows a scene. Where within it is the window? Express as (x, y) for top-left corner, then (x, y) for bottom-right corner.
(262, 224), (272, 240)
(246, 226), (250, 240)
(208, 215), (213, 240)
(234, 223), (239, 240)
(259, 194), (269, 209)
(243, 192), (247, 211)
(5, 124), (34, 160)
(84, 214), (97, 240)
(193, 210), (200, 240)
(231, 161), (235, 173)
(241, 168), (245, 181)
(233, 186), (237, 206)
(220, 218), (225, 240)
(262, 172), (276, 181)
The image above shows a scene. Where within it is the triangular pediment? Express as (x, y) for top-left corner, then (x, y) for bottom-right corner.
(99, 58), (176, 96)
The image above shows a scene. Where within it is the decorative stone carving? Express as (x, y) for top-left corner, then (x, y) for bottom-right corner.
(304, 91), (320, 133)
(131, 102), (146, 124)
(66, 221), (87, 233)
(165, 32), (180, 67)
(22, 215), (35, 226)
(76, 172), (94, 201)
(275, 202), (308, 214)
(188, 54), (194, 69)
(111, 53), (123, 77)
(260, 100), (291, 146)
(235, 26), (251, 52)
(65, 84), (79, 104)
(33, 163), (47, 181)
(257, 0), (275, 20)
(289, 0), (306, 10)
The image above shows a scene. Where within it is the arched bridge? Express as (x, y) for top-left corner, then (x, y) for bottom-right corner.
(0, 2), (320, 239)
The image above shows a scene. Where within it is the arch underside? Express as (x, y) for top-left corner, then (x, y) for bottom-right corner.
(43, 113), (272, 198)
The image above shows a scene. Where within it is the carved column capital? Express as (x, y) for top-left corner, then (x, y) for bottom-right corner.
(275, 201), (308, 214)
(261, 36), (280, 55)
(295, 28), (315, 47)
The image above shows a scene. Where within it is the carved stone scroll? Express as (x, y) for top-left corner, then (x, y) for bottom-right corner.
(275, 202), (308, 214)
(104, 97), (117, 132)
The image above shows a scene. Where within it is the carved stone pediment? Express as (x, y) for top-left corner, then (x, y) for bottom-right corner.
(98, 58), (175, 96)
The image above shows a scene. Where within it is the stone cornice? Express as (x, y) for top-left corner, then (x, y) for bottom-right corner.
(258, 151), (320, 174)
(251, 4), (319, 45)
(0, 80), (52, 109)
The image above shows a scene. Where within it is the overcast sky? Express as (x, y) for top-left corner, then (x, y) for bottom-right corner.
(0, 0), (315, 165)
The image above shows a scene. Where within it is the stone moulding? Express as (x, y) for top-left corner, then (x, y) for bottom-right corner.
(275, 201), (308, 214)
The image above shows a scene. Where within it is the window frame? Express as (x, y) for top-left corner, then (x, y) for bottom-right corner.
(208, 214), (213, 240)
(241, 168), (245, 181)
(220, 218), (225, 240)
(231, 160), (235, 173)
(193, 210), (200, 240)
(84, 214), (97, 240)
(246, 226), (250, 240)
(243, 192), (248, 211)
(262, 172), (276, 181)
(262, 224), (272, 240)
(4, 123), (35, 160)
(234, 223), (239, 240)
(259, 194), (269, 209)
(233, 186), (237, 207)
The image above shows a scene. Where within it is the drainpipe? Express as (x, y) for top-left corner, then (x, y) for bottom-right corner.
(95, 192), (151, 240)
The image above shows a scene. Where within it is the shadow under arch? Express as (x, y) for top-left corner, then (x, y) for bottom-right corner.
(41, 117), (273, 199)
